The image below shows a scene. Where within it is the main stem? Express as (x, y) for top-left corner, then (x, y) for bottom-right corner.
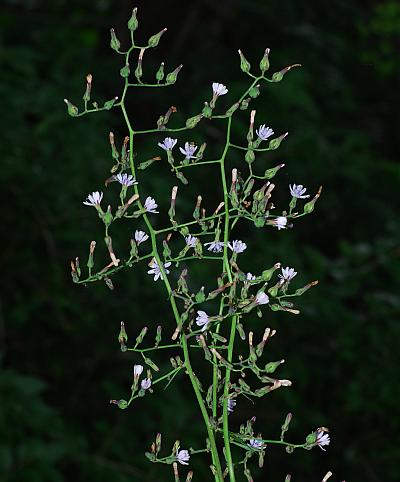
(121, 100), (224, 482)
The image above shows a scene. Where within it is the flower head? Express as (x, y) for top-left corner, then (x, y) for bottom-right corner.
(179, 142), (198, 159)
(227, 398), (236, 413)
(248, 439), (264, 450)
(205, 241), (224, 253)
(185, 234), (198, 248)
(315, 429), (330, 451)
(228, 240), (247, 253)
(255, 292), (269, 305)
(256, 124), (274, 141)
(134, 230), (149, 245)
(196, 310), (210, 331)
(133, 364), (144, 377)
(158, 137), (177, 151)
(246, 272), (256, 281)
(278, 266), (297, 282)
(212, 82), (228, 96)
(83, 191), (103, 207)
(116, 173), (137, 186)
(141, 378), (152, 390)
(289, 184), (310, 199)
(144, 196), (159, 213)
(176, 449), (190, 465)
(147, 259), (171, 281)
(273, 216), (288, 230)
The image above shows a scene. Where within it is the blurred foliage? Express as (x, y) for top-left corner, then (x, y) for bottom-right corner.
(1, 0), (399, 481)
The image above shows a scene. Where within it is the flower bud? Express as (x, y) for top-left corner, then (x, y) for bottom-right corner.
(118, 321), (128, 346)
(120, 63), (130, 78)
(303, 186), (322, 214)
(261, 263), (280, 281)
(144, 356), (159, 371)
(225, 102), (240, 116)
(128, 8), (138, 32)
(238, 49), (251, 73)
(166, 64), (183, 85)
(248, 85), (260, 98)
(269, 132), (288, 150)
(156, 62), (165, 82)
(186, 114), (203, 128)
(109, 399), (128, 409)
(265, 360), (284, 373)
(245, 149), (255, 165)
(195, 286), (206, 303)
(259, 48), (270, 73)
(110, 28), (121, 51)
(202, 103), (213, 118)
(148, 28), (167, 47)
(64, 99), (78, 117)
(103, 96), (118, 110)
(272, 63), (301, 82)
(264, 163), (285, 179)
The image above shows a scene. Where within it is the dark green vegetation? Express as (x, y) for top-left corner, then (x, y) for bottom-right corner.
(1, 0), (399, 481)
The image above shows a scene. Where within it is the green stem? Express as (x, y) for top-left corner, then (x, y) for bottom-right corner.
(120, 95), (224, 482)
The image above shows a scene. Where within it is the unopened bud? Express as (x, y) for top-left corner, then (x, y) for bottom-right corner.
(238, 49), (251, 73)
(64, 99), (78, 117)
(259, 48), (270, 73)
(148, 28), (167, 47)
(127, 8), (138, 32)
(110, 28), (121, 51)
(166, 64), (183, 85)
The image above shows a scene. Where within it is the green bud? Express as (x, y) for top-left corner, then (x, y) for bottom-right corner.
(202, 103), (213, 118)
(135, 326), (148, 347)
(245, 149), (255, 165)
(166, 64), (183, 85)
(138, 157), (158, 170)
(118, 321), (128, 345)
(127, 8), (138, 32)
(259, 48), (270, 73)
(306, 432), (317, 444)
(303, 186), (322, 214)
(117, 399), (128, 409)
(156, 62), (165, 82)
(269, 303), (284, 311)
(175, 171), (188, 184)
(269, 132), (288, 150)
(155, 325), (162, 346)
(243, 178), (254, 197)
(265, 360), (283, 373)
(272, 71), (283, 82)
(110, 28), (121, 51)
(186, 114), (203, 128)
(134, 63), (142, 82)
(248, 85), (260, 98)
(148, 28), (167, 48)
(144, 356), (159, 372)
(264, 163), (285, 179)
(238, 49), (251, 73)
(64, 99), (78, 117)
(196, 143), (207, 161)
(104, 277), (114, 290)
(163, 240), (171, 258)
(103, 96), (118, 110)
(120, 64), (130, 78)
(236, 322), (246, 340)
(240, 98), (250, 110)
(195, 286), (206, 303)
(294, 280), (318, 296)
(180, 226), (189, 236)
(267, 284), (280, 297)
(272, 64), (301, 82)
(254, 217), (265, 228)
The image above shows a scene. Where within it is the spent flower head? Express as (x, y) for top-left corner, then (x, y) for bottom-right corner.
(289, 184), (310, 199)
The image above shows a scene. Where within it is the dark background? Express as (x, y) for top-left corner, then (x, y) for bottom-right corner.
(1, 0), (399, 481)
